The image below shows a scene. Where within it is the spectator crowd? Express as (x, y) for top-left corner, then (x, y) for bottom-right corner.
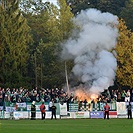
(0, 87), (133, 108)
(0, 87), (69, 105)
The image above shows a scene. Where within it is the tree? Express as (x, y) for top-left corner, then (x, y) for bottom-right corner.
(22, 0), (74, 88)
(0, 0), (32, 87)
(66, 0), (91, 15)
(115, 19), (133, 88)
(120, 0), (133, 31)
(23, 2), (62, 88)
(35, 40), (65, 88)
(58, 0), (74, 40)
(66, 0), (127, 16)
(96, 0), (126, 15)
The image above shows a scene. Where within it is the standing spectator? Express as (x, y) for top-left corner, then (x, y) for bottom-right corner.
(36, 94), (40, 102)
(117, 92), (121, 102)
(113, 91), (117, 101)
(49, 100), (53, 111)
(11, 92), (17, 103)
(40, 102), (46, 120)
(110, 90), (115, 99)
(121, 90), (126, 102)
(0, 90), (2, 106)
(125, 90), (130, 102)
(51, 103), (57, 120)
(127, 102), (132, 119)
(31, 101), (36, 120)
(107, 90), (111, 100)
(78, 100), (83, 111)
(104, 102), (110, 119)
(131, 90), (133, 102)
(83, 99), (87, 111)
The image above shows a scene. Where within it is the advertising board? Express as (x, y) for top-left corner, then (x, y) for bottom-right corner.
(90, 111), (104, 118)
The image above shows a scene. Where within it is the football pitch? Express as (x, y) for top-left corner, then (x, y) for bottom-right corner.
(0, 119), (133, 133)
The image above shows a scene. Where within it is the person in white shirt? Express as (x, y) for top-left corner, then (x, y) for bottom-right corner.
(125, 90), (130, 102)
(49, 100), (53, 111)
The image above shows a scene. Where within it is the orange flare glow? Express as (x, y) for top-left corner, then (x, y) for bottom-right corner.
(74, 89), (98, 103)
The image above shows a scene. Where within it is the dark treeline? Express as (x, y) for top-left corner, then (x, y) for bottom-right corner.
(66, 0), (133, 31)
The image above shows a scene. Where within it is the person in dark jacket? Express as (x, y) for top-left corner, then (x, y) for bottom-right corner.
(127, 102), (132, 119)
(51, 103), (57, 120)
(31, 101), (36, 120)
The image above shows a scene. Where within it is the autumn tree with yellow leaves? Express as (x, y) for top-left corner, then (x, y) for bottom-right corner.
(115, 19), (133, 88)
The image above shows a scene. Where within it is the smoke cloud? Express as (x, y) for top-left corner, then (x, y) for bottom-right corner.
(61, 8), (119, 96)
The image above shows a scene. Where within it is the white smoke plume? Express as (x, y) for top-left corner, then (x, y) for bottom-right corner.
(61, 8), (119, 96)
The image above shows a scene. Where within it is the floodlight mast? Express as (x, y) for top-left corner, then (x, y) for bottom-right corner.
(65, 61), (70, 95)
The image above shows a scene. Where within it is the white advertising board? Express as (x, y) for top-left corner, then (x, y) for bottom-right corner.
(60, 103), (67, 116)
(117, 102), (127, 118)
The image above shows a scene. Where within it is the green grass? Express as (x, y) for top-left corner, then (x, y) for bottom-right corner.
(0, 119), (133, 133)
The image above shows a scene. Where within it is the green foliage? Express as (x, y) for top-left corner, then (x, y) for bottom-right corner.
(66, 0), (127, 15)
(96, 0), (126, 15)
(115, 19), (133, 88)
(21, 0), (74, 88)
(0, 0), (32, 87)
(66, 0), (91, 15)
(66, 0), (133, 31)
(58, 0), (74, 40)
(120, 0), (133, 31)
